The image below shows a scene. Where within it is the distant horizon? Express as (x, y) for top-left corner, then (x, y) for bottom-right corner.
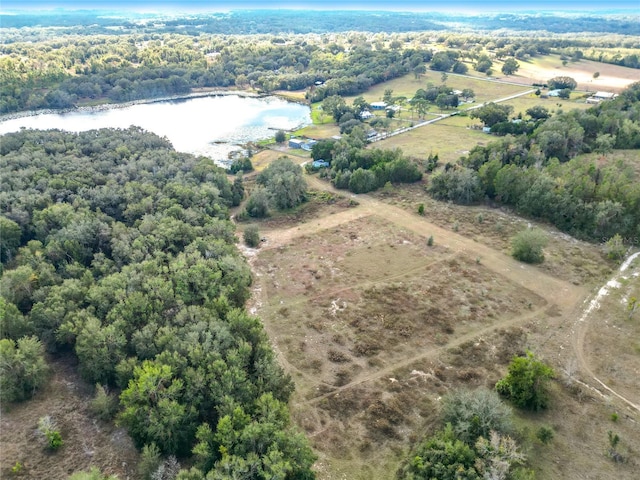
(2, 0), (639, 14)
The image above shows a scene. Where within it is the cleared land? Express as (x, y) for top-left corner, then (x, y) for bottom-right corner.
(493, 54), (639, 92)
(375, 115), (490, 164)
(243, 171), (640, 479)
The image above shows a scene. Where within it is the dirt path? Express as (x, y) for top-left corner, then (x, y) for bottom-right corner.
(266, 174), (585, 312)
(247, 174), (594, 414)
(304, 303), (549, 406)
(572, 251), (640, 413)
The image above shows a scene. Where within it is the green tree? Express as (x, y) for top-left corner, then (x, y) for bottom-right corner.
(474, 54), (493, 73)
(75, 316), (126, 384)
(322, 95), (349, 122)
(461, 88), (475, 101)
(383, 88), (394, 104)
(496, 351), (555, 411)
(430, 52), (454, 72)
(257, 157), (307, 210)
(399, 424), (481, 480)
(548, 76), (578, 90)
(119, 361), (197, 455)
(274, 130), (286, 144)
(501, 58), (520, 76)
(245, 188), (270, 218)
(231, 174), (244, 207)
(349, 168), (378, 194)
(243, 225), (260, 248)
(0, 336), (49, 403)
(511, 228), (548, 264)
(0, 216), (21, 263)
(200, 393), (316, 480)
(0, 297), (33, 340)
(470, 103), (513, 127)
(526, 105), (550, 120)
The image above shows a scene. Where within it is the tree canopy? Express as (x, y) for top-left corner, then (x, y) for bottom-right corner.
(0, 127), (315, 478)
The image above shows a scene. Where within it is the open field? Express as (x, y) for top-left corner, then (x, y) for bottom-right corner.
(501, 93), (594, 117)
(343, 70), (529, 107)
(375, 115), (490, 164)
(242, 170), (640, 479)
(493, 54), (639, 92)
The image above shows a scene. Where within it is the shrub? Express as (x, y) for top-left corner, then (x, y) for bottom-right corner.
(0, 336), (49, 403)
(399, 424), (481, 479)
(417, 203), (425, 216)
(37, 416), (63, 450)
(511, 228), (548, 263)
(536, 426), (554, 444)
(138, 443), (162, 480)
(604, 234), (626, 261)
(496, 351), (555, 411)
(90, 384), (118, 421)
(441, 388), (513, 444)
(427, 235), (434, 246)
(243, 225), (260, 248)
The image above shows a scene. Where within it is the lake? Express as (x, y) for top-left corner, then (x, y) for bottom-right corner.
(0, 95), (311, 165)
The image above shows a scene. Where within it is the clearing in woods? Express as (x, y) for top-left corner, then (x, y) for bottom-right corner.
(245, 171), (638, 479)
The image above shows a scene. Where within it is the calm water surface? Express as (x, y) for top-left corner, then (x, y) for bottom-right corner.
(0, 95), (311, 164)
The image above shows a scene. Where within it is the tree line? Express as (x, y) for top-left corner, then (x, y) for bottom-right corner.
(428, 82), (640, 244)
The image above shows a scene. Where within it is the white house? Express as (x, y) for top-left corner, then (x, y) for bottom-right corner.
(586, 91), (617, 104)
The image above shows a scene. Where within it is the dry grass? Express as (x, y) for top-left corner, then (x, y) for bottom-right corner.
(0, 356), (139, 480)
(246, 184), (614, 479)
(496, 54), (639, 92)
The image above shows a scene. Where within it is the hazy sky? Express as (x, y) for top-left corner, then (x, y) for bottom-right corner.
(2, 0), (639, 13)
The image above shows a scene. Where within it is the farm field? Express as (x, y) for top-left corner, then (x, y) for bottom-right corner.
(494, 54), (640, 92)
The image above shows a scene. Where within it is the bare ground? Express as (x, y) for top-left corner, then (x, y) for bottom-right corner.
(0, 355), (139, 480)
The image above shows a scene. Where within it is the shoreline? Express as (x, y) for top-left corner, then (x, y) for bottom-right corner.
(0, 89), (265, 123)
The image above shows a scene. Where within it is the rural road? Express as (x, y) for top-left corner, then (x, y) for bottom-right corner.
(572, 251), (640, 413)
(368, 88), (535, 143)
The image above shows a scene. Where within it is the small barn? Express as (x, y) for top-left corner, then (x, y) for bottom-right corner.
(289, 138), (304, 149)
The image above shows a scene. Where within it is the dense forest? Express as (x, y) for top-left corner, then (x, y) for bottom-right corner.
(0, 127), (315, 479)
(1, 10), (638, 36)
(1, 11), (639, 114)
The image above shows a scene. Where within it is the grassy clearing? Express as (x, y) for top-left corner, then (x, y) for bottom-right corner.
(502, 94), (593, 117)
(375, 118), (490, 164)
(343, 70), (529, 107)
(294, 123), (340, 138)
(252, 214), (546, 480)
(0, 357), (139, 479)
